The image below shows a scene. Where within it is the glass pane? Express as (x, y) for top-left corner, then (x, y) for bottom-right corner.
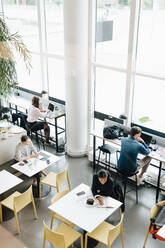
(3, 0), (39, 53)
(95, 0), (130, 68)
(17, 54), (42, 93)
(136, 0), (165, 76)
(48, 58), (65, 100)
(45, 0), (64, 55)
(132, 76), (165, 133)
(95, 68), (126, 117)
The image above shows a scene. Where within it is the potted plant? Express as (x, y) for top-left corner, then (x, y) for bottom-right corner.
(0, 16), (31, 108)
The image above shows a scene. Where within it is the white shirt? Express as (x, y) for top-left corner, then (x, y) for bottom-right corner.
(27, 105), (48, 123)
(15, 139), (37, 161)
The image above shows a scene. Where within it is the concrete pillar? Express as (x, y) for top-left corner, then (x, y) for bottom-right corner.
(64, 0), (89, 156)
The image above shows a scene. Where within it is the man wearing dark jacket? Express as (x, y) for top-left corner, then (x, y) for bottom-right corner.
(91, 169), (114, 205)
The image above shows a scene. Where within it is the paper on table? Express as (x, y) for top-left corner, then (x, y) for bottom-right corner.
(97, 196), (120, 208)
(157, 225), (165, 239)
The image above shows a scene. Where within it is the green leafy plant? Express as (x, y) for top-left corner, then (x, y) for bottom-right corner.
(139, 116), (151, 123)
(0, 17), (31, 100)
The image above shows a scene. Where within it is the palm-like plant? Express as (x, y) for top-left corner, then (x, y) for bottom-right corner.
(0, 17), (31, 100)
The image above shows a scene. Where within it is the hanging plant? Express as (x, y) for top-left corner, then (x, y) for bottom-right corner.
(0, 17), (31, 100)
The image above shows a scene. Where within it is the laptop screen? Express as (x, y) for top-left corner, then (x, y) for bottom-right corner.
(141, 132), (152, 146)
(48, 103), (54, 112)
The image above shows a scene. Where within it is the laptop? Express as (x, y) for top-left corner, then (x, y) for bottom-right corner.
(48, 103), (54, 112)
(141, 132), (152, 146)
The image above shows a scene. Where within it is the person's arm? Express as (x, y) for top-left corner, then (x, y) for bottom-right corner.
(29, 140), (39, 158)
(136, 137), (150, 155)
(91, 175), (104, 205)
(91, 175), (98, 196)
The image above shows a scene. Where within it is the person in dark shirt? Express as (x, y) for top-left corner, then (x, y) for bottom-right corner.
(118, 126), (151, 185)
(91, 169), (114, 205)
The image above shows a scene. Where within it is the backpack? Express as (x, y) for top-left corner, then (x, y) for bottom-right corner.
(149, 205), (165, 241)
(103, 125), (122, 139)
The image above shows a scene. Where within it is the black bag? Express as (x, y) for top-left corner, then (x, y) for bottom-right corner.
(103, 125), (121, 139)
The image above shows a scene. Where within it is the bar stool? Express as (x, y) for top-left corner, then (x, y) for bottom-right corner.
(97, 144), (117, 172)
(115, 168), (139, 204)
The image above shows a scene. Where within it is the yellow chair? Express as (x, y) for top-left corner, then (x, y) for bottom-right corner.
(85, 213), (124, 248)
(0, 186), (38, 234)
(43, 221), (83, 248)
(39, 169), (71, 200)
(143, 200), (165, 248)
(50, 189), (75, 229)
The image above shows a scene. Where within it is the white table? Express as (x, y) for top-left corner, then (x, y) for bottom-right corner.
(11, 151), (61, 197)
(11, 150), (61, 177)
(0, 126), (26, 165)
(48, 183), (122, 233)
(0, 170), (23, 195)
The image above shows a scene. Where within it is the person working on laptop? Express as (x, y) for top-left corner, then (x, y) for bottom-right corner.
(15, 135), (47, 176)
(118, 126), (152, 185)
(91, 169), (114, 206)
(27, 96), (51, 145)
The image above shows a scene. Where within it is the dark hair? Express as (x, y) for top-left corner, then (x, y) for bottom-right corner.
(32, 96), (40, 108)
(130, 126), (142, 137)
(97, 169), (108, 178)
(21, 135), (28, 143)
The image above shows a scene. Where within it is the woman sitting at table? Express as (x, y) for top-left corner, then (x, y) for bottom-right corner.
(91, 169), (114, 206)
(27, 96), (50, 145)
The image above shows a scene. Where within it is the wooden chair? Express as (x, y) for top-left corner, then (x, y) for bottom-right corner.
(43, 221), (83, 248)
(85, 213), (124, 248)
(50, 189), (75, 229)
(39, 169), (71, 200)
(143, 200), (165, 247)
(0, 186), (38, 234)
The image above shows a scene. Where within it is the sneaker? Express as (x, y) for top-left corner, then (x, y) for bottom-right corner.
(137, 176), (145, 186)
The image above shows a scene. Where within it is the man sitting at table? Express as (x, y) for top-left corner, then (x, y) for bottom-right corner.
(15, 135), (39, 161)
(91, 169), (114, 206)
(118, 126), (151, 185)
(15, 135), (47, 177)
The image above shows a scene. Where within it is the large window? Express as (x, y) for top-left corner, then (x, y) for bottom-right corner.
(48, 58), (65, 100)
(132, 0), (165, 133)
(132, 76), (165, 133)
(95, 68), (126, 117)
(136, 0), (165, 76)
(45, 0), (64, 55)
(3, 0), (42, 92)
(94, 0), (165, 135)
(96, 0), (130, 68)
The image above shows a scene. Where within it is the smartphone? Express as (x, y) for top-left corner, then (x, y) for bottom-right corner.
(76, 191), (85, 196)
(23, 160), (28, 164)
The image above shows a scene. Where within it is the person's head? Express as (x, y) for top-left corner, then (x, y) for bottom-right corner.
(32, 96), (40, 108)
(97, 169), (108, 185)
(130, 126), (142, 139)
(21, 135), (29, 145)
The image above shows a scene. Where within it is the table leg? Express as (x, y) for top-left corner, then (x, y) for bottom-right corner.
(55, 118), (59, 152)
(93, 136), (96, 171)
(156, 161), (162, 203)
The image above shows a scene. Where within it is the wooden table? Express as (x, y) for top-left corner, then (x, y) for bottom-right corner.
(48, 183), (122, 233)
(9, 96), (66, 152)
(90, 130), (165, 203)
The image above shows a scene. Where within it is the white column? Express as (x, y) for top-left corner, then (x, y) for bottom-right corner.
(64, 0), (89, 157)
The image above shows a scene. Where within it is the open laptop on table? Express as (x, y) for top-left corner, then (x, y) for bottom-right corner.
(140, 133), (158, 151)
(141, 132), (152, 146)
